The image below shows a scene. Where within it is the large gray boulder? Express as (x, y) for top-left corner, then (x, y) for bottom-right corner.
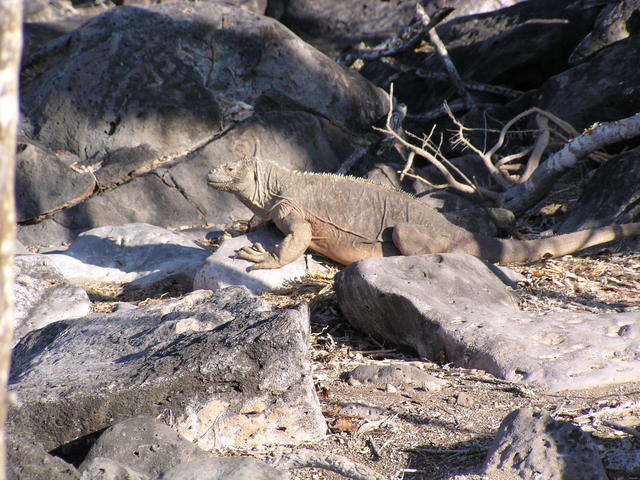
(8, 287), (326, 452)
(18, 2), (387, 246)
(7, 434), (80, 480)
(532, 31), (640, 130)
(335, 254), (640, 391)
(78, 416), (286, 480)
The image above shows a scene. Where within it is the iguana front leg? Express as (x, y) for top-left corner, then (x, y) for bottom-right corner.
(236, 210), (312, 270)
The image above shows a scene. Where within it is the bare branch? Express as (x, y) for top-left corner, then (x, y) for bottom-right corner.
(445, 103), (516, 188)
(495, 148), (531, 168)
(502, 112), (640, 214)
(401, 171), (449, 189)
(519, 113), (550, 183)
(375, 89), (481, 196)
(416, 4), (474, 109)
(381, 57), (522, 100)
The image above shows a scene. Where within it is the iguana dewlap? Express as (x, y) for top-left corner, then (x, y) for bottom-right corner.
(206, 156), (640, 269)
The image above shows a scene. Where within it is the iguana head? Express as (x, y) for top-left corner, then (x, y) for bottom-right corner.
(207, 156), (257, 193)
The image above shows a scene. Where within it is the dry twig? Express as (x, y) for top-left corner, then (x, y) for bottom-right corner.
(374, 85), (499, 200)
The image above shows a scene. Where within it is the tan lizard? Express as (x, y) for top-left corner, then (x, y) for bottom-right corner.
(206, 156), (640, 269)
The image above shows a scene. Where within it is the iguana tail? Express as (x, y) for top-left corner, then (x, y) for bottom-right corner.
(474, 223), (640, 264)
(393, 222), (640, 265)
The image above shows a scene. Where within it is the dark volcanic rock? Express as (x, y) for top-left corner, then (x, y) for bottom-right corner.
(360, 0), (600, 111)
(278, 0), (525, 57)
(8, 287), (325, 452)
(532, 32), (640, 130)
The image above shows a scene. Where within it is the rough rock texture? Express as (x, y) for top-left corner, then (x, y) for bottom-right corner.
(13, 254), (91, 345)
(558, 146), (640, 233)
(346, 363), (447, 390)
(15, 143), (94, 222)
(79, 458), (149, 480)
(18, 2), (387, 243)
(79, 416), (210, 477)
(78, 417), (286, 480)
(42, 223), (210, 290)
(335, 254), (640, 391)
(481, 408), (607, 480)
(156, 457), (287, 480)
(7, 435), (80, 480)
(8, 287), (326, 452)
(194, 225), (324, 294)
(16, 216), (78, 249)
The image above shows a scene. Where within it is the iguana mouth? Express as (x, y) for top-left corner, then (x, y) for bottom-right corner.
(206, 171), (228, 187)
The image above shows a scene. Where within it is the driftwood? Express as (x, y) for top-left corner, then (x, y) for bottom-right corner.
(0, 1), (22, 479)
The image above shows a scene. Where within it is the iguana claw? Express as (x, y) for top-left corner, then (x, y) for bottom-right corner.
(236, 243), (279, 269)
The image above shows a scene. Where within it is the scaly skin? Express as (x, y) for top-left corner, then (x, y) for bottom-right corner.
(207, 156), (640, 269)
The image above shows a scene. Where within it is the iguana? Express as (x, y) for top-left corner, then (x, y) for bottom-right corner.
(206, 156), (640, 269)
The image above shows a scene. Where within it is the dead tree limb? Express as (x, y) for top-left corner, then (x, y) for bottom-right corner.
(0, 1), (23, 478)
(502, 112), (640, 215)
(274, 449), (387, 480)
(520, 113), (549, 183)
(375, 86), (499, 199)
(416, 4), (474, 109)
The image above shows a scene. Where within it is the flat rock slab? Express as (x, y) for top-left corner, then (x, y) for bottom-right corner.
(13, 254), (91, 346)
(43, 223), (210, 290)
(194, 225), (325, 294)
(482, 408), (607, 480)
(8, 287), (326, 452)
(335, 254), (640, 391)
